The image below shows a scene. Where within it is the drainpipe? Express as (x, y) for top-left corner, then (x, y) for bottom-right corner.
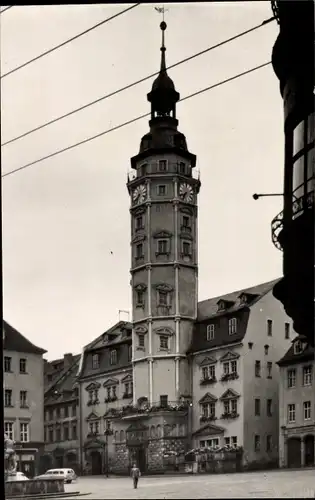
(79, 381), (83, 476)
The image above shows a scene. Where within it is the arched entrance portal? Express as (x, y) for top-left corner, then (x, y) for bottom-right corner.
(287, 437), (301, 468)
(90, 451), (102, 475)
(304, 435), (314, 466)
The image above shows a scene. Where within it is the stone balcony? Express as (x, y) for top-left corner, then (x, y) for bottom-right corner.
(104, 400), (189, 421)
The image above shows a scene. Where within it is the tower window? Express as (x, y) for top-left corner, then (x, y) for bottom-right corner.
(179, 162), (186, 174)
(135, 243), (144, 259)
(159, 335), (169, 350)
(182, 241), (192, 256)
(140, 163), (147, 176)
(182, 215), (190, 228)
(267, 319), (273, 336)
(157, 239), (169, 255)
(158, 160), (167, 172)
(158, 290), (168, 306)
(285, 322), (290, 339)
(138, 334), (145, 348)
(135, 216), (144, 230)
(136, 290), (144, 306)
(157, 185), (166, 196)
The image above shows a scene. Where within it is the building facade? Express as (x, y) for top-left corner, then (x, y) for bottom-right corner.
(189, 280), (292, 470)
(74, 21), (298, 476)
(270, 0), (314, 347)
(43, 353), (81, 474)
(77, 321), (132, 475)
(3, 320), (46, 477)
(277, 335), (315, 468)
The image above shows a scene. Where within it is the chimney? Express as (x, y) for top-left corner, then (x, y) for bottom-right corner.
(63, 353), (73, 369)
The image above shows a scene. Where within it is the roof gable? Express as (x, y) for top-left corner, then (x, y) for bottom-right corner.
(199, 392), (218, 404)
(3, 321), (47, 355)
(103, 378), (119, 387)
(121, 373), (133, 383)
(198, 356), (217, 366)
(85, 382), (101, 391)
(219, 351), (240, 362)
(197, 278), (280, 321)
(220, 389), (240, 400)
(193, 423), (225, 437)
(86, 411), (101, 421)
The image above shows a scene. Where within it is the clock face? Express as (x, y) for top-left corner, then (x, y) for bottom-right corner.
(132, 184), (147, 204)
(179, 183), (193, 203)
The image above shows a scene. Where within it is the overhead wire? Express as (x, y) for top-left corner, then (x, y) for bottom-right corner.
(0, 6), (13, 14)
(1, 3), (140, 79)
(2, 61), (271, 179)
(1, 16), (276, 147)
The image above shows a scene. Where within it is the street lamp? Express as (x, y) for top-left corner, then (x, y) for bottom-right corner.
(103, 429), (113, 478)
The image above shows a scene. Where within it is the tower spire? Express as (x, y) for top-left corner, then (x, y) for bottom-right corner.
(147, 20), (179, 120)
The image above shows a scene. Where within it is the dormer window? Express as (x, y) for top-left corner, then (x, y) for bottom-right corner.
(92, 354), (100, 369)
(293, 340), (304, 355)
(240, 294), (247, 305)
(217, 299), (234, 312)
(158, 160), (167, 172)
(103, 334), (109, 343)
(228, 318), (237, 335)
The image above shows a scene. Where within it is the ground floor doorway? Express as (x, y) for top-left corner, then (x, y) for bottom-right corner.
(90, 450), (102, 475)
(129, 445), (146, 474)
(304, 435), (314, 466)
(287, 437), (301, 468)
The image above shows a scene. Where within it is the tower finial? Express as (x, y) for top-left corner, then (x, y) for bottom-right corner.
(160, 20), (167, 73)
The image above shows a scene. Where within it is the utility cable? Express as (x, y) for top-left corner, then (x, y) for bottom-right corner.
(1, 16), (275, 147)
(2, 61), (271, 179)
(1, 4), (140, 79)
(0, 6), (13, 14)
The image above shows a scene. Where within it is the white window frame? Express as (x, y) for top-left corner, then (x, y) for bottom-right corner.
(287, 368), (296, 388)
(303, 365), (312, 386)
(288, 404), (296, 423)
(20, 422), (29, 443)
(303, 401), (311, 420)
(202, 364), (215, 380)
(228, 318), (237, 335)
(201, 402), (215, 418)
(206, 324), (215, 341)
(20, 390), (27, 408)
(5, 422), (14, 440)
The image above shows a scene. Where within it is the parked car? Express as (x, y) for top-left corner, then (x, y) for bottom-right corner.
(35, 469), (77, 484)
(6, 471), (30, 482)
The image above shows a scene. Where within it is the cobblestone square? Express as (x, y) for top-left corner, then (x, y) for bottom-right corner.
(64, 469), (315, 499)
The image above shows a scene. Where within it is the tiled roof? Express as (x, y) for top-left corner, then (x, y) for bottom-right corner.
(277, 337), (315, 366)
(3, 320), (46, 355)
(45, 357), (80, 404)
(197, 278), (280, 321)
(85, 321), (132, 353)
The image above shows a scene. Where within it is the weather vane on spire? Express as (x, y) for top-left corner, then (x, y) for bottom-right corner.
(154, 5), (169, 22)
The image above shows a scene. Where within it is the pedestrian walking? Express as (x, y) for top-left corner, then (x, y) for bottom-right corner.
(131, 463), (141, 488)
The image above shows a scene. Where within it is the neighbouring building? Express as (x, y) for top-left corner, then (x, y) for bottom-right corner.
(270, 0), (314, 347)
(77, 321), (132, 475)
(42, 353), (81, 474)
(277, 335), (315, 468)
(189, 280), (292, 471)
(3, 320), (47, 477)
(75, 20), (294, 476)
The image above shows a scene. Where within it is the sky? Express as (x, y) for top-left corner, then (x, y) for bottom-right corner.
(1, 2), (285, 360)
